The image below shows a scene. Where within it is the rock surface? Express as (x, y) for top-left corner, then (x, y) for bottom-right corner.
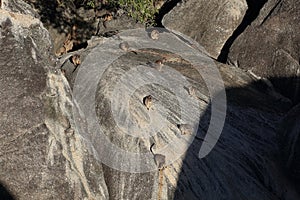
(1, 0), (300, 200)
(65, 30), (297, 199)
(174, 66), (298, 199)
(226, 0), (300, 103)
(162, 0), (248, 59)
(0, 2), (108, 199)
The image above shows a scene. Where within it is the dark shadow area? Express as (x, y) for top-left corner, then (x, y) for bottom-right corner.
(217, 0), (268, 63)
(155, 0), (182, 27)
(0, 183), (15, 200)
(24, 0), (105, 51)
(27, 0), (75, 32)
(174, 76), (300, 199)
(270, 76), (300, 104)
(72, 41), (88, 52)
(278, 103), (300, 190)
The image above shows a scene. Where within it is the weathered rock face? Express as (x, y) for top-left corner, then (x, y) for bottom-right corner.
(0, 8), (62, 200)
(65, 30), (298, 199)
(162, 0), (248, 59)
(0, 1), (108, 199)
(1, 0), (300, 200)
(1, 0), (39, 16)
(226, 0), (300, 103)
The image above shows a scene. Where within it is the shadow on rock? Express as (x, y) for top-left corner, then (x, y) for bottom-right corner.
(0, 183), (15, 200)
(174, 77), (300, 200)
(25, 0), (97, 51)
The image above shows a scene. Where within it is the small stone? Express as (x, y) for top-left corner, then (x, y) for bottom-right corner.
(177, 124), (193, 135)
(150, 29), (159, 40)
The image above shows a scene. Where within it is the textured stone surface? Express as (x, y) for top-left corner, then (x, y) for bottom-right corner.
(0, 7), (67, 199)
(1, 0), (300, 199)
(65, 33), (297, 199)
(2, 0), (39, 17)
(0, 2), (108, 200)
(226, 0), (300, 103)
(162, 0), (247, 59)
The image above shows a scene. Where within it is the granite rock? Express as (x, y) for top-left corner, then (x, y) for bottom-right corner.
(162, 0), (248, 59)
(226, 0), (300, 103)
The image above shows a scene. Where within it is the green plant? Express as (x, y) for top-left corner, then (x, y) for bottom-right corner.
(109, 0), (158, 26)
(80, 0), (158, 25)
(86, 0), (95, 8)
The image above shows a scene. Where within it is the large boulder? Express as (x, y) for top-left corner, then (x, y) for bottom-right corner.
(0, 1), (108, 199)
(162, 0), (248, 59)
(1, 0), (300, 199)
(63, 29), (297, 199)
(226, 0), (300, 103)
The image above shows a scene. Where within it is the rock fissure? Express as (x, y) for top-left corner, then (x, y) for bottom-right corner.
(217, 0), (268, 63)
